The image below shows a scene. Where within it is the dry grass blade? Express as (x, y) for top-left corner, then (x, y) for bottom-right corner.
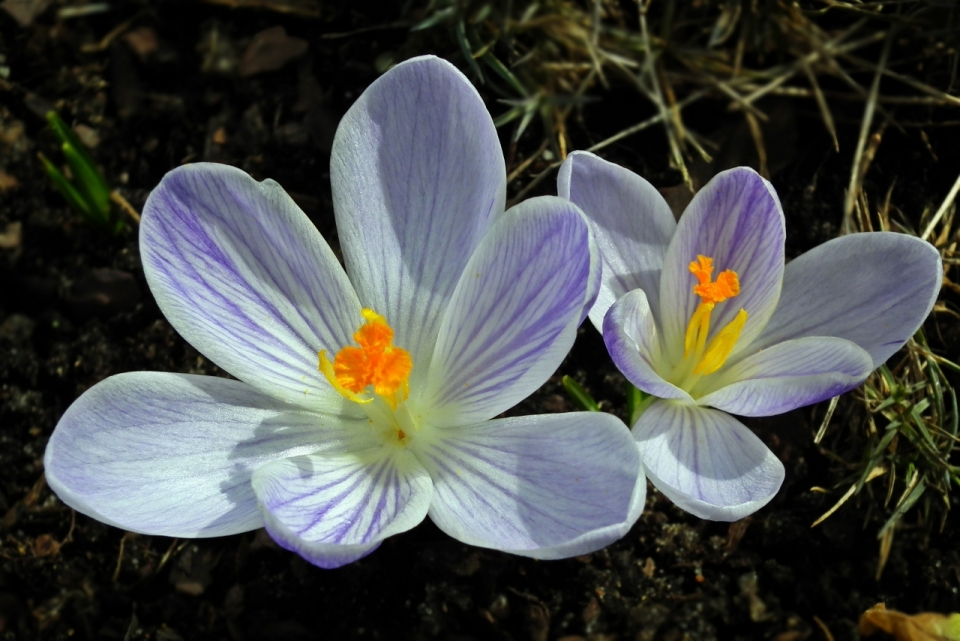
(815, 396), (841, 445)
(843, 29), (893, 230)
(506, 138), (550, 182)
(801, 59), (839, 152)
(812, 464), (887, 528)
(840, 52), (960, 108)
(587, 88), (710, 155)
(876, 527), (895, 580)
(636, 1), (691, 189)
(743, 112), (768, 178)
(921, 171), (960, 241)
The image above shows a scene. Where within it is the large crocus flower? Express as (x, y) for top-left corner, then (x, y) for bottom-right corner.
(559, 151), (942, 521)
(43, 57), (645, 569)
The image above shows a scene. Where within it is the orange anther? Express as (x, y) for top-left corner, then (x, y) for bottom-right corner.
(689, 255), (740, 305)
(689, 255), (714, 285)
(319, 309), (412, 404)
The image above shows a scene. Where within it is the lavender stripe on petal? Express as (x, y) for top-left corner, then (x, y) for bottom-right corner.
(153, 166), (358, 354)
(698, 336), (874, 416)
(603, 289), (691, 403)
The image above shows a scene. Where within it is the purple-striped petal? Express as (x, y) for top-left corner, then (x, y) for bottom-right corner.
(44, 372), (363, 537)
(749, 232), (942, 367)
(419, 196), (594, 426)
(603, 289), (692, 402)
(141, 163), (362, 413)
(698, 336), (873, 416)
(559, 151), (676, 333)
(252, 448), (432, 569)
(658, 168), (785, 366)
(634, 400), (784, 521)
(331, 56), (506, 387)
(419, 412), (644, 559)
(580, 217), (603, 326)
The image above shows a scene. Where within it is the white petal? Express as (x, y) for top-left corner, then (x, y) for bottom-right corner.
(559, 151), (676, 333)
(330, 55), (506, 385)
(603, 289), (692, 401)
(253, 448), (432, 569)
(44, 372), (365, 537)
(420, 196), (594, 425)
(659, 168), (785, 365)
(750, 232), (942, 367)
(634, 400), (784, 521)
(141, 163), (361, 413)
(417, 413), (644, 559)
(698, 336), (873, 416)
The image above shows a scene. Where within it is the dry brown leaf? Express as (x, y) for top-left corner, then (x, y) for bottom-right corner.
(238, 26), (308, 77)
(123, 26), (159, 59)
(0, 171), (19, 192)
(0, 221), (21, 249)
(0, 0), (52, 27)
(32, 534), (60, 558)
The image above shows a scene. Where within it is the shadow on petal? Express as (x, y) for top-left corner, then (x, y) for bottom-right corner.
(45, 372), (369, 538)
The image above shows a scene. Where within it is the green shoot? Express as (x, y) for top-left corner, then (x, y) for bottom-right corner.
(561, 375), (600, 413)
(39, 111), (122, 234)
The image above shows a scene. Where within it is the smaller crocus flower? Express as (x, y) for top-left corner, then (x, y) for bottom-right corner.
(559, 151), (942, 521)
(42, 58), (645, 569)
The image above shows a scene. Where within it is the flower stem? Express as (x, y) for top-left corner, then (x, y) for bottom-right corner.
(627, 385), (655, 427)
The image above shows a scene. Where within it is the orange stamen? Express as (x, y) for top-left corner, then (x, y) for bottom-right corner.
(680, 255), (747, 377)
(689, 255), (714, 285)
(319, 309), (412, 406)
(689, 255), (740, 305)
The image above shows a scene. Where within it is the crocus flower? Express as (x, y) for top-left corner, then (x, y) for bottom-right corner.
(43, 57), (645, 569)
(559, 151), (942, 521)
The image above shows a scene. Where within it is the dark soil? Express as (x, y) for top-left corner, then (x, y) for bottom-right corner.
(1, 2), (958, 640)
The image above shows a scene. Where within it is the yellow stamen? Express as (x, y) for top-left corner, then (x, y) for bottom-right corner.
(683, 302), (714, 358)
(694, 308), (748, 375)
(318, 308), (412, 409)
(681, 255), (747, 376)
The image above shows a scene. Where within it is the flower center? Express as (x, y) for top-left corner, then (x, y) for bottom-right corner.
(319, 309), (413, 441)
(681, 255), (748, 378)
